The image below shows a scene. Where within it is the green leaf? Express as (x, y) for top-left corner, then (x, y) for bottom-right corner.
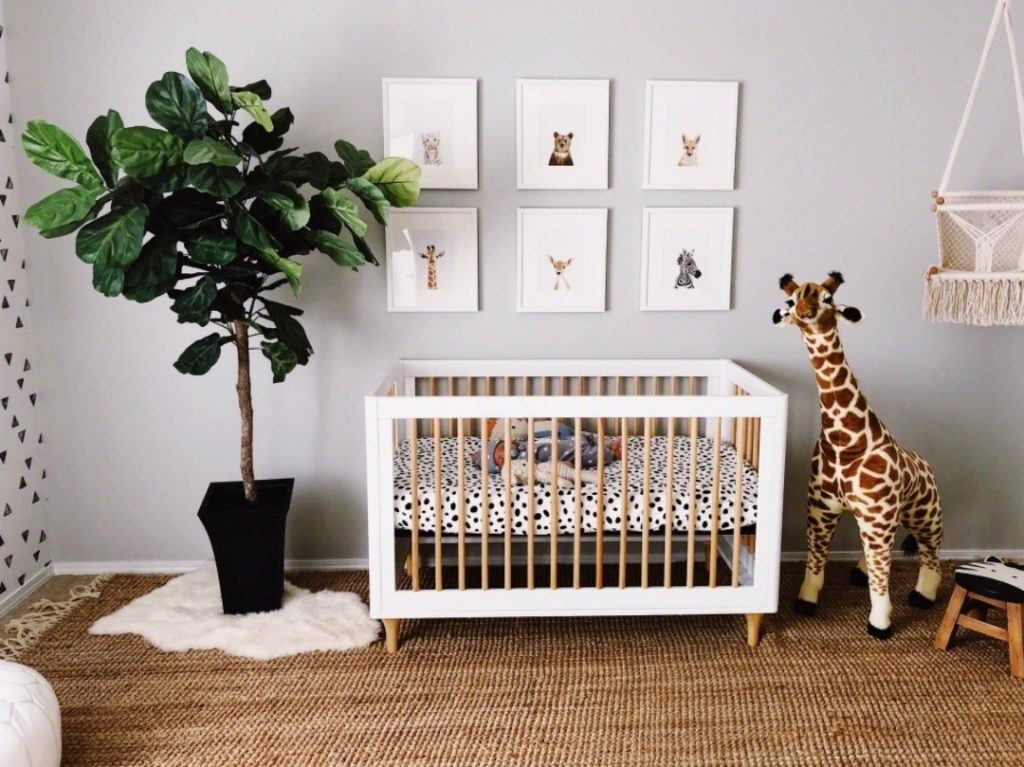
(171, 275), (217, 324)
(22, 120), (105, 190)
(183, 137), (241, 166)
(229, 202), (280, 251)
(92, 262), (125, 297)
(231, 90), (273, 131)
(185, 48), (232, 113)
(243, 108), (293, 154)
(186, 232), (236, 266)
(261, 341), (298, 383)
(24, 185), (101, 232)
(86, 110), (124, 187)
(152, 189), (221, 230)
(350, 232), (379, 266)
(310, 229), (366, 268)
(318, 187), (367, 237)
(258, 181), (309, 231)
(124, 238), (178, 302)
(233, 79), (271, 100)
(174, 333), (223, 375)
(304, 151), (347, 190)
(38, 199), (104, 239)
(264, 302), (311, 366)
(345, 176), (390, 225)
(257, 249), (302, 295)
(75, 204), (147, 267)
(334, 140), (375, 177)
(111, 126), (184, 178)
(362, 157), (421, 207)
(145, 72), (208, 139)
(186, 164), (244, 197)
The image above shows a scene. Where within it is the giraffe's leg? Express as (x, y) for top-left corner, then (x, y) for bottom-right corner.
(796, 490), (845, 616)
(905, 502), (943, 608)
(853, 507), (899, 639)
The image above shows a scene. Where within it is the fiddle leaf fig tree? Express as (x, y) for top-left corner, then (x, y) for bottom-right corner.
(21, 48), (420, 503)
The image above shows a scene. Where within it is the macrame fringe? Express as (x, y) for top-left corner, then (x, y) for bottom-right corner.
(923, 274), (1024, 325)
(0, 575), (111, 661)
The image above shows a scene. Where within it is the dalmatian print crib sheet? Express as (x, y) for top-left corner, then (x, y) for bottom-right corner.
(393, 436), (758, 536)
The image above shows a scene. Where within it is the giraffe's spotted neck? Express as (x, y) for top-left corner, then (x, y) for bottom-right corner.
(800, 324), (890, 456)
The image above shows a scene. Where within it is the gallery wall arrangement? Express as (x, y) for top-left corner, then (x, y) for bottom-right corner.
(381, 77), (740, 314)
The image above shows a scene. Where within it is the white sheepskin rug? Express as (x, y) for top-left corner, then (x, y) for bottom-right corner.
(89, 563), (379, 659)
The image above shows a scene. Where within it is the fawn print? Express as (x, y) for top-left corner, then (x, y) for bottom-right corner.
(419, 245), (445, 290)
(548, 255), (573, 291)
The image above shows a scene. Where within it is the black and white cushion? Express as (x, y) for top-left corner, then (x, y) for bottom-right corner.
(393, 435), (759, 536)
(955, 557), (1024, 603)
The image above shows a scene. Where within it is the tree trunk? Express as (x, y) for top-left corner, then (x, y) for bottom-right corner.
(232, 320), (257, 502)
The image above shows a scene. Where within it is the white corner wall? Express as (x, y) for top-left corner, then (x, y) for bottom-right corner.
(0, 3), (51, 606)
(3, 0), (1024, 569)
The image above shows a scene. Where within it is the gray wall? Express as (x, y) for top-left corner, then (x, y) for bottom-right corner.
(5, 0), (1023, 565)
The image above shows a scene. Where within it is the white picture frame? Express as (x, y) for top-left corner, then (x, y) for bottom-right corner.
(643, 81), (739, 190)
(517, 208), (607, 313)
(516, 79), (610, 190)
(385, 208), (478, 312)
(640, 208), (734, 311)
(382, 78), (478, 189)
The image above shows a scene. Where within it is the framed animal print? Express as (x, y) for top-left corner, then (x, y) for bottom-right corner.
(385, 208), (478, 312)
(642, 81), (739, 190)
(382, 78), (478, 189)
(517, 208), (607, 312)
(640, 208), (734, 311)
(516, 79), (610, 190)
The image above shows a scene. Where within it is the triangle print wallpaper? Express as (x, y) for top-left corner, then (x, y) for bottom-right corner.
(0, 15), (51, 609)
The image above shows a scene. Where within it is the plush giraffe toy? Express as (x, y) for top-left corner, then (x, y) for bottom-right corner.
(773, 272), (943, 639)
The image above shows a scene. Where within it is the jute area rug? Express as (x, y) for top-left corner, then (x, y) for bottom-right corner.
(11, 561), (1024, 767)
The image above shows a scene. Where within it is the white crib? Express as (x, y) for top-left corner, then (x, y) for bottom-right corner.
(365, 359), (788, 652)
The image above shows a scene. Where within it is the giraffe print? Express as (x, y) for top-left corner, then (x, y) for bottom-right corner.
(773, 272), (943, 639)
(418, 245), (445, 290)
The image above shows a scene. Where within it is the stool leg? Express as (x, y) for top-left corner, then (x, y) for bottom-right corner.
(383, 618), (401, 654)
(934, 585), (968, 651)
(1008, 603), (1024, 679)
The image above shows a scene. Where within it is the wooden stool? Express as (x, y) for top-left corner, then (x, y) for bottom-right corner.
(934, 558), (1024, 679)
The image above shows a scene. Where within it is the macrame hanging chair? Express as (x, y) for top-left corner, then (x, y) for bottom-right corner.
(925, 0), (1024, 325)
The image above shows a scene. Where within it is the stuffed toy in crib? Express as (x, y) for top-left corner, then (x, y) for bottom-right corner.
(472, 418), (623, 485)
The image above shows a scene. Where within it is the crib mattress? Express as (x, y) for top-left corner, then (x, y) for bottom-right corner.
(393, 435), (758, 536)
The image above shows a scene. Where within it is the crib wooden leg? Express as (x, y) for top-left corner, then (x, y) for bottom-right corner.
(745, 613), (764, 648)
(383, 619), (401, 654)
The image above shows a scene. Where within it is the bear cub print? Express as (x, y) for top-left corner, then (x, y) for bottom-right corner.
(548, 131), (574, 166)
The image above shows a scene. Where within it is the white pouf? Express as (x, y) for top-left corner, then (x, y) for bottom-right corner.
(0, 661), (60, 767)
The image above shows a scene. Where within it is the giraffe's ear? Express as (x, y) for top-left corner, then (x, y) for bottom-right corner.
(772, 306), (794, 326)
(837, 305), (862, 323)
(822, 271), (844, 293)
(779, 273), (799, 296)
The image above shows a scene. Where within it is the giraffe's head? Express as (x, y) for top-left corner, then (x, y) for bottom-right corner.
(772, 272), (862, 333)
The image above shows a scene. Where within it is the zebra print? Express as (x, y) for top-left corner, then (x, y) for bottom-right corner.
(675, 250), (701, 289)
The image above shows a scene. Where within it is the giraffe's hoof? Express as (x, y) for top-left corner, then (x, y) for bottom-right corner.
(794, 599), (818, 617)
(867, 623), (893, 640)
(848, 567), (869, 588)
(908, 590), (935, 610)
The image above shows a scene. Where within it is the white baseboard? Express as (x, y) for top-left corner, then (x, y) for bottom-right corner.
(53, 558), (370, 575)
(0, 565), (55, 617)
(52, 549), (1024, 576)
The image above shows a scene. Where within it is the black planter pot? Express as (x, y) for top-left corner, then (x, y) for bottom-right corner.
(198, 478), (294, 615)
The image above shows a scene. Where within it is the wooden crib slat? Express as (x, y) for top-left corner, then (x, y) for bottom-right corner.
(731, 415), (746, 588)
(433, 417), (443, 591)
(615, 377), (623, 434)
(503, 418), (513, 590)
(550, 417), (559, 590)
(664, 406), (675, 589)
(522, 376), (529, 396)
(619, 417), (629, 589)
(457, 418), (467, 591)
(632, 376), (641, 436)
(449, 376), (457, 437)
(410, 418), (420, 592)
(709, 417), (722, 588)
(528, 416), (536, 590)
(753, 418), (761, 468)
(480, 417), (489, 591)
(642, 416), (652, 589)
(686, 382), (699, 588)
(573, 418), (583, 590)
(596, 417), (606, 589)
(560, 376), (568, 396)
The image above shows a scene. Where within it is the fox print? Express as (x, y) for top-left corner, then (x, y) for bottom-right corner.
(674, 249), (701, 289)
(678, 134), (700, 166)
